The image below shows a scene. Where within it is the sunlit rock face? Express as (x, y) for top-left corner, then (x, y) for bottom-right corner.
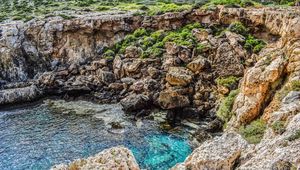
(51, 146), (140, 170)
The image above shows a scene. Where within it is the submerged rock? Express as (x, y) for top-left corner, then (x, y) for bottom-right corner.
(51, 146), (140, 170)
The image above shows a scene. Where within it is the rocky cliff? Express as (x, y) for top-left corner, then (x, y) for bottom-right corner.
(1, 5), (300, 170)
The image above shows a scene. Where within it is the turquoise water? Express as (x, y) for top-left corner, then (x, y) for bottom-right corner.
(0, 102), (191, 170)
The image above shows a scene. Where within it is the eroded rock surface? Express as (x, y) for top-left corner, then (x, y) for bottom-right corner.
(51, 146), (140, 170)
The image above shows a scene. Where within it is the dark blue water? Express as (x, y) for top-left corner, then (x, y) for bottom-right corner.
(0, 101), (191, 170)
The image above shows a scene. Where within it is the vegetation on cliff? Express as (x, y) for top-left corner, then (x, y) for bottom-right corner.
(0, 0), (298, 23)
(239, 119), (266, 144)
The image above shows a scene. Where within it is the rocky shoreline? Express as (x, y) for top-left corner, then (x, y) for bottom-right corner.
(1, 5), (300, 170)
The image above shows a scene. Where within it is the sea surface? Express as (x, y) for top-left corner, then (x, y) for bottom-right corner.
(0, 100), (192, 170)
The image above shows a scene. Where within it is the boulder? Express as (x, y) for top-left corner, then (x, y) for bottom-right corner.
(171, 133), (248, 170)
(166, 67), (193, 86)
(125, 46), (143, 58)
(0, 85), (42, 105)
(192, 28), (209, 41)
(158, 90), (190, 109)
(120, 94), (150, 112)
(165, 42), (179, 55)
(100, 71), (115, 85)
(187, 56), (210, 73)
(178, 47), (192, 63)
(51, 146), (140, 170)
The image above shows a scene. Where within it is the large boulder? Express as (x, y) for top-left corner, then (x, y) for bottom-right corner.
(158, 90), (190, 109)
(166, 67), (193, 86)
(51, 146), (140, 170)
(125, 46), (143, 58)
(187, 56), (210, 73)
(171, 133), (248, 170)
(120, 93), (150, 112)
(0, 85), (42, 105)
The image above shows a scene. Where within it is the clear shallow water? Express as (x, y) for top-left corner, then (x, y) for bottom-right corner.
(0, 101), (192, 170)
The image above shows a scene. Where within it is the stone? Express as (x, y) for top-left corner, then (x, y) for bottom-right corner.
(166, 67), (193, 86)
(178, 47), (192, 63)
(231, 52), (287, 127)
(0, 85), (42, 105)
(125, 46), (143, 58)
(120, 94), (150, 112)
(165, 42), (179, 55)
(187, 56), (210, 73)
(51, 146), (140, 170)
(100, 71), (115, 85)
(158, 90), (190, 109)
(171, 132), (248, 170)
(192, 28), (209, 41)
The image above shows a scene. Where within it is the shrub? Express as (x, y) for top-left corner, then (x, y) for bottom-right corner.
(276, 80), (300, 101)
(217, 89), (239, 123)
(287, 129), (300, 141)
(244, 35), (266, 53)
(239, 119), (266, 144)
(271, 121), (286, 134)
(216, 76), (240, 88)
(103, 49), (115, 58)
(133, 28), (148, 37)
(228, 21), (248, 36)
(58, 14), (74, 20)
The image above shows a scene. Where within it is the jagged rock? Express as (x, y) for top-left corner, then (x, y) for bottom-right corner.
(0, 85), (42, 105)
(178, 47), (192, 63)
(192, 129), (212, 143)
(51, 146), (140, 170)
(100, 71), (115, 85)
(231, 51), (287, 127)
(120, 94), (150, 112)
(192, 28), (209, 41)
(158, 90), (190, 109)
(125, 46), (143, 58)
(166, 67), (193, 86)
(113, 55), (123, 79)
(172, 132), (248, 170)
(121, 77), (136, 85)
(123, 59), (143, 74)
(165, 42), (179, 55)
(187, 56), (210, 73)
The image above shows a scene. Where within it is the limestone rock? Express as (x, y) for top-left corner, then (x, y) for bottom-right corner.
(120, 93), (150, 112)
(158, 90), (190, 109)
(187, 56), (210, 73)
(0, 85), (42, 105)
(125, 46), (143, 58)
(172, 132), (248, 170)
(51, 146), (140, 170)
(231, 51), (287, 127)
(166, 67), (193, 86)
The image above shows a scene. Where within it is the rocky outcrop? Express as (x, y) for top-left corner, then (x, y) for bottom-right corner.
(51, 146), (140, 170)
(172, 133), (248, 170)
(0, 84), (42, 105)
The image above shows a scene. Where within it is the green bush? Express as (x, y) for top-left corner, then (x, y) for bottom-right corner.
(228, 21), (248, 36)
(133, 28), (148, 37)
(217, 89), (239, 123)
(287, 129), (300, 141)
(216, 76), (240, 88)
(271, 121), (286, 134)
(103, 49), (115, 58)
(244, 35), (266, 53)
(276, 80), (300, 101)
(239, 119), (266, 144)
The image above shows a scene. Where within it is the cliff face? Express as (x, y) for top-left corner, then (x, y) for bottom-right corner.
(1, 6), (300, 170)
(171, 6), (300, 170)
